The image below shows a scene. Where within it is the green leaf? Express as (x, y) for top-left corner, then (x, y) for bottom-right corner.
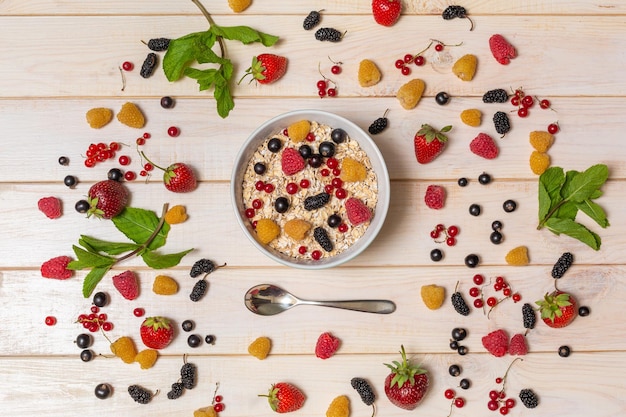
(141, 248), (194, 269)
(210, 25), (279, 46)
(540, 166), (565, 208)
(538, 181), (551, 221)
(577, 199), (610, 228)
(112, 207), (169, 250)
(163, 31), (212, 81)
(554, 201), (578, 221)
(214, 73), (234, 118)
(71, 245), (115, 268)
(561, 164), (609, 203)
(82, 266), (111, 298)
(544, 218), (601, 250)
(185, 67), (219, 90)
(78, 235), (140, 256)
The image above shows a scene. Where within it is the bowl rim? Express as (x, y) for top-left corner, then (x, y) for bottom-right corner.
(230, 109), (390, 269)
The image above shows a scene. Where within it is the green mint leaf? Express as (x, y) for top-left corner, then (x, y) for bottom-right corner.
(141, 248), (194, 269)
(210, 25), (279, 46)
(554, 201), (578, 221)
(545, 218), (601, 250)
(561, 164), (609, 203)
(112, 207), (169, 250)
(538, 181), (551, 221)
(540, 166), (565, 208)
(577, 199), (610, 228)
(590, 189), (603, 199)
(82, 266), (111, 298)
(185, 67), (219, 90)
(71, 245), (115, 268)
(78, 235), (140, 256)
(214, 71), (234, 118)
(163, 31), (215, 81)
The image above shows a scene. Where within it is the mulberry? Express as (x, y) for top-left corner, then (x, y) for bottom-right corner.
(368, 110), (389, 135)
(190, 258), (225, 278)
(315, 27), (343, 42)
(167, 382), (184, 400)
(314, 227), (334, 252)
(519, 389), (539, 408)
(522, 303), (536, 329)
(451, 291), (470, 316)
(147, 38), (171, 51)
(128, 385), (154, 404)
(551, 252), (573, 279)
(442, 5), (474, 30)
(351, 377), (375, 406)
(140, 52), (158, 78)
(189, 279), (208, 302)
(181, 362), (197, 390)
(303, 10), (321, 30)
(304, 192), (330, 210)
(493, 111), (511, 136)
(482, 89), (509, 103)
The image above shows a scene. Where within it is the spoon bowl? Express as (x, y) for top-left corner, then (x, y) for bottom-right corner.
(244, 284), (396, 316)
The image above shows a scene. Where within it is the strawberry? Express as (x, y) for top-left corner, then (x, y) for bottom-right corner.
(87, 180), (129, 219)
(315, 332), (340, 359)
(470, 133), (499, 159)
(38, 196), (62, 219)
(263, 382), (306, 413)
(509, 333), (528, 356)
(414, 124), (450, 164)
(112, 270), (139, 300)
(489, 34), (517, 65)
(384, 345), (429, 410)
(481, 329), (509, 357)
(424, 185), (445, 210)
(281, 148), (305, 175)
(140, 152), (197, 193)
(240, 54), (287, 84)
(40, 255), (73, 279)
(372, 0), (402, 27)
(345, 197), (372, 225)
(140, 316), (174, 350)
(536, 290), (578, 328)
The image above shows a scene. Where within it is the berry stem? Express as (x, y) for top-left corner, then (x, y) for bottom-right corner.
(190, 0), (225, 58)
(500, 358), (523, 393)
(139, 151), (167, 172)
(430, 38), (464, 47)
(318, 62), (336, 87)
(408, 41), (434, 63)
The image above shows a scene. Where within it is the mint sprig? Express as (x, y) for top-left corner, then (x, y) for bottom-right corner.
(537, 164), (610, 250)
(67, 204), (193, 297)
(162, 0), (279, 118)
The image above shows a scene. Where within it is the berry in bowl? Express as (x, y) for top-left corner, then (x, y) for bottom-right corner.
(231, 110), (390, 269)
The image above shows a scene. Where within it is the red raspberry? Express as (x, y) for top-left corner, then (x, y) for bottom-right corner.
(508, 333), (528, 356)
(481, 329), (509, 357)
(38, 196), (62, 219)
(489, 34), (517, 65)
(344, 197), (372, 226)
(41, 256), (74, 279)
(112, 270), (139, 300)
(470, 133), (499, 159)
(424, 185), (445, 210)
(315, 332), (340, 359)
(281, 148), (306, 175)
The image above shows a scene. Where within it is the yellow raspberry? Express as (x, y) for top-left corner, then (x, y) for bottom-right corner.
(134, 349), (158, 369)
(452, 54), (478, 81)
(152, 275), (179, 295)
(248, 336), (272, 360)
(529, 131), (554, 152)
(194, 406), (217, 417)
(396, 78), (426, 110)
(164, 204), (188, 224)
(358, 59), (382, 87)
(255, 218), (280, 244)
(85, 107), (113, 129)
(287, 120), (311, 143)
(228, 0), (251, 13)
(116, 102), (145, 128)
(420, 284), (446, 310)
(326, 395), (350, 417)
(505, 246), (530, 266)
(529, 150), (550, 175)
(110, 336), (137, 364)
(340, 157), (367, 182)
(284, 219), (311, 241)
(460, 109), (482, 127)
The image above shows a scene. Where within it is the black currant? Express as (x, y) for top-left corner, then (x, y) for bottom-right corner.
(92, 291), (108, 307)
(503, 199), (517, 212)
(430, 248), (443, 262)
(435, 91), (450, 105)
(451, 327), (467, 341)
(469, 203), (481, 216)
(75, 333), (93, 349)
(331, 128), (347, 143)
(94, 383), (113, 399)
(160, 96), (175, 109)
(308, 154), (323, 168)
(491, 220), (503, 231)
(578, 306), (590, 317)
(449, 364), (462, 377)
(457, 345), (469, 355)
(58, 156), (69, 166)
(187, 334), (202, 348)
(478, 172), (492, 184)
(457, 177), (468, 187)
(449, 340), (459, 350)
(64, 175), (77, 187)
(299, 144), (313, 159)
(459, 378), (471, 390)
(327, 214), (342, 228)
(205, 334), (216, 344)
(318, 141), (336, 157)
(464, 254), (479, 268)
(558, 345), (571, 357)
(107, 168), (123, 182)
(181, 319), (194, 332)
(267, 138), (282, 153)
(253, 162), (266, 175)
(80, 349), (94, 362)
(490, 231), (503, 244)
(75, 199), (90, 213)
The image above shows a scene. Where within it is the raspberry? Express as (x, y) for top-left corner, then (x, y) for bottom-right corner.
(167, 382), (185, 400)
(551, 252), (574, 278)
(509, 333), (528, 355)
(228, 0), (251, 13)
(287, 120), (311, 142)
(345, 197), (372, 225)
(420, 284), (445, 310)
(351, 377), (376, 406)
(140, 52), (158, 78)
(40, 256), (73, 279)
(284, 219), (311, 241)
(303, 10), (321, 30)
(396, 78), (426, 110)
(529, 131), (554, 152)
(505, 246), (529, 266)
(110, 336), (138, 364)
(489, 34), (517, 65)
(451, 291), (470, 316)
(194, 406), (218, 417)
(180, 362), (197, 389)
(470, 133), (499, 159)
(281, 147), (306, 175)
(147, 38), (170, 51)
(326, 395), (349, 417)
(116, 102), (145, 129)
(248, 336), (272, 360)
(304, 192), (331, 211)
(112, 270), (139, 300)
(460, 108), (482, 127)
(164, 205), (188, 224)
(315, 27), (343, 42)
(529, 151), (550, 175)
(189, 279), (208, 302)
(522, 303), (537, 329)
(451, 54), (477, 81)
(358, 59), (382, 87)
(313, 227), (334, 252)
(255, 218), (280, 244)
(315, 332), (340, 359)
(85, 107), (113, 129)
(483, 89), (509, 103)
(135, 348), (158, 369)
(128, 384), (154, 404)
(152, 275), (179, 295)
(424, 185), (445, 210)
(519, 389), (539, 408)
(340, 157), (367, 182)
(481, 329), (509, 357)
(493, 111), (511, 136)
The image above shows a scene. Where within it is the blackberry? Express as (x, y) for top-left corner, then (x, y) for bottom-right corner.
(493, 111), (511, 136)
(147, 37), (170, 51)
(140, 52), (158, 78)
(519, 388), (539, 408)
(368, 110), (389, 135)
(189, 279), (208, 302)
(551, 252), (573, 279)
(180, 362), (197, 389)
(451, 291), (470, 316)
(313, 227), (334, 252)
(304, 192), (330, 210)
(522, 303), (536, 329)
(190, 258), (225, 277)
(167, 382), (184, 400)
(303, 10), (321, 30)
(128, 385), (154, 404)
(351, 377), (376, 406)
(315, 27), (343, 42)
(482, 89), (509, 103)
(442, 5), (468, 20)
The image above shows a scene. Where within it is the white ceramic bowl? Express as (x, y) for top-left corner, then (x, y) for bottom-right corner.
(231, 110), (390, 269)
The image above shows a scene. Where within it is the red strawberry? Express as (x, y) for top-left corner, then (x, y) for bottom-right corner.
(509, 333), (528, 355)
(345, 197), (372, 225)
(536, 290), (578, 328)
(263, 382), (306, 413)
(470, 133), (499, 159)
(87, 180), (129, 219)
(489, 34), (517, 65)
(372, 0), (402, 27)
(384, 345), (429, 410)
(315, 332), (340, 359)
(414, 124), (450, 164)
(112, 270), (139, 300)
(38, 196), (62, 219)
(481, 329), (509, 357)
(163, 163), (197, 193)
(241, 54), (288, 84)
(281, 148), (305, 175)
(140, 316), (174, 349)
(40, 255), (73, 279)
(424, 185), (445, 210)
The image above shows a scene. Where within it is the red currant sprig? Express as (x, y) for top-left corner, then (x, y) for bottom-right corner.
(211, 382), (225, 413)
(84, 142), (121, 168)
(443, 388), (466, 417)
(486, 276), (522, 318)
(396, 39), (463, 75)
(328, 55), (343, 75)
(430, 224), (460, 246)
(487, 359), (522, 414)
(76, 306), (114, 333)
(316, 63), (338, 98)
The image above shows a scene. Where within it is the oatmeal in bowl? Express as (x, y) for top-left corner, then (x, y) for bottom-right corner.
(231, 110), (390, 269)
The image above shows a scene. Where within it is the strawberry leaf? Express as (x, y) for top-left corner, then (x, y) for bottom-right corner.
(112, 207), (169, 251)
(141, 248), (194, 269)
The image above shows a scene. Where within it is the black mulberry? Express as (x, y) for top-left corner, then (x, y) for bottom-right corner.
(190, 258), (226, 278)
(493, 111), (511, 136)
(313, 227), (334, 252)
(451, 291), (470, 316)
(304, 192), (330, 210)
(166, 382), (184, 400)
(303, 10), (321, 30)
(482, 89), (509, 103)
(128, 385), (154, 404)
(140, 52), (158, 78)
(180, 362), (197, 390)
(351, 377), (376, 406)
(519, 389), (539, 408)
(189, 279), (208, 302)
(522, 303), (536, 329)
(368, 110), (389, 135)
(315, 27), (344, 42)
(147, 37), (171, 51)
(442, 5), (474, 30)
(551, 252), (573, 279)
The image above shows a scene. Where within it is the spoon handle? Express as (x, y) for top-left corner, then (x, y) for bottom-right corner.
(302, 299), (396, 314)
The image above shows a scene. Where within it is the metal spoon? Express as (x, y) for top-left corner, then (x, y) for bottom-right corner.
(244, 284), (396, 316)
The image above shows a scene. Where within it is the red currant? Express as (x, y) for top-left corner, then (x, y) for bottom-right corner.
(503, 288), (512, 297)
(143, 132), (151, 139)
(331, 177), (343, 188)
(517, 107), (529, 118)
(327, 88), (337, 97)
(495, 377), (503, 384)
(134, 309), (145, 320)
(144, 163), (153, 171)
(548, 122), (559, 134)
(499, 406), (509, 415)
(512, 293), (521, 302)
(414, 55), (425, 66)
(331, 65), (342, 75)
(446, 237), (456, 246)
(311, 250), (322, 260)
(489, 390), (500, 400)
(286, 183), (298, 194)
(318, 89), (327, 98)
(487, 297), (498, 307)
(435, 43), (444, 51)
(436, 224), (445, 232)
(454, 397), (465, 408)
(401, 66), (411, 76)
(494, 282), (503, 291)
(283, 128), (289, 136)
(167, 126), (180, 137)
(124, 171), (136, 181)
(122, 61), (134, 71)
(324, 184), (334, 194)
(444, 389), (456, 399)
(395, 59), (405, 69)
(119, 155), (130, 165)
(332, 168), (341, 176)
(102, 322), (113, 331)
(473, 274), (484, 285)
(474, 298), (484, 308)
(496, 276), (505, 285)
(109, 142), (120, 151)
(245, 208), (255, 218)
(255, 180), (265, 191)
(252, 220), (257, 229)
(326, 158), (338, 169)
(510, 96), (520, 106)
(540, 99), (551, 109)
(264, 183), (275, 193)
(84, 158), (96, 168)
(338, 223), (348, 233)
(90, 306), (99, 314)
(136, 137), (145, 146)
(298, 246), (307, 255)
(252, 199), (263, 209)
(430, 229), (440, 239)
(469, 287), (480, 297)
(505, 398), (516, 408)
(214, 403), (225, 412)
(321, 168), (330, 177)
(335, 188), (347, 199)
(317, 80), (327, 90)
(299, 179), (310, 188)
(522, 95), (534, 107)
(45, 316), (57, 326)
(488, 400), (499, 411)
(306, 132), (316, 142)
(214, 395), (223, 403)
(447, 225), (459, 237)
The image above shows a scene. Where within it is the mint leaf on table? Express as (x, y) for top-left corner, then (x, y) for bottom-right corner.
(142, 248), (194, 269)
(82, 266), (112, 300)
(544, 218), (601, 251)
(209, 25), (279, 46)
(112, 207), (169, 251)
(78, 235), (139, 255)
